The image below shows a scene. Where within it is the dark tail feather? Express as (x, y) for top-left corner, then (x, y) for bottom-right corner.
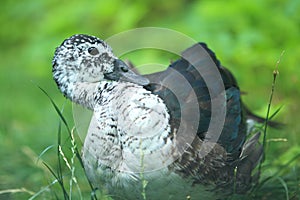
(244, 104), (284, 129)
(235, 132), (263, 193)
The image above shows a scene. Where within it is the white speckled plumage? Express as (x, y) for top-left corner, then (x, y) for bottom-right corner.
(53, 34), (116, 109)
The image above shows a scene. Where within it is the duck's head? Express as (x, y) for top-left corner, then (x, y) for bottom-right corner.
(52, 34), (149, 98)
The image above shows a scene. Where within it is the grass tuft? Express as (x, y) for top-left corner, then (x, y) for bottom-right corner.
(249, 51), (300, 199)
(260, 50), (285, 166)
(26, 86), (101, 199)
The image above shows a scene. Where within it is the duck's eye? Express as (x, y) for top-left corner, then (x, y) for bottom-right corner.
(88, 47), (99, 55)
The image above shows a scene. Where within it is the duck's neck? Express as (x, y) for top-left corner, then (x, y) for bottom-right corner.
(67, 81), (114, 110)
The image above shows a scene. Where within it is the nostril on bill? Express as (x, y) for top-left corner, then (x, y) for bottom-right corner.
(121, 66), (129, 72)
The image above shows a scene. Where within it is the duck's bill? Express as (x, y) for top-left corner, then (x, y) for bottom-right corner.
(104, 59), (150, 86)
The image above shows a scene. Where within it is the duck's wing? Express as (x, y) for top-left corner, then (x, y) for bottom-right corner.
(144, 43), (246, 160)
(143, 43), (265, 194)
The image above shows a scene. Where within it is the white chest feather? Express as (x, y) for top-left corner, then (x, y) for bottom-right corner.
(82, 82), (176, 187)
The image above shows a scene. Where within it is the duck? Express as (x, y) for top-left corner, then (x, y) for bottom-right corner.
(52, 34), (264, 200)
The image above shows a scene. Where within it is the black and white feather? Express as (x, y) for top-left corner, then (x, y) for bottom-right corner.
(52, 34), (263, 200)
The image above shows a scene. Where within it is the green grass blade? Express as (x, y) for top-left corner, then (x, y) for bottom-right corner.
(37, 145), (54, 163)
(258, 51), (284, 175)
(29, 179), (58, 200)
(269, 105), (283, 120)
(37, 85), (71, 133)
(43, 161), (69, 199)
(37, 85), (99, 199)
(276, 177), (289, 200)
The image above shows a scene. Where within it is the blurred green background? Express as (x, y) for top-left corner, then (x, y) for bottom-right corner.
(1, 0), (299, 199)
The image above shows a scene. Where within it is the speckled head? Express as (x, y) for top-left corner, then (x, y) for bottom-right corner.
(52, 34), (149, 99)
(52, 34), (116, 98)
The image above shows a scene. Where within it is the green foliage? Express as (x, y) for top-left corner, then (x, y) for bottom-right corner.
(0, 0), (299, 199)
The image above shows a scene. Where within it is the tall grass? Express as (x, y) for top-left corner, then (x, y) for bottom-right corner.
(28, 87), (102, 200)
(249, 51), (299, 200)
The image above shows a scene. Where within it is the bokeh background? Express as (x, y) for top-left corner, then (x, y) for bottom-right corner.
(1, 0), (299, 199)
